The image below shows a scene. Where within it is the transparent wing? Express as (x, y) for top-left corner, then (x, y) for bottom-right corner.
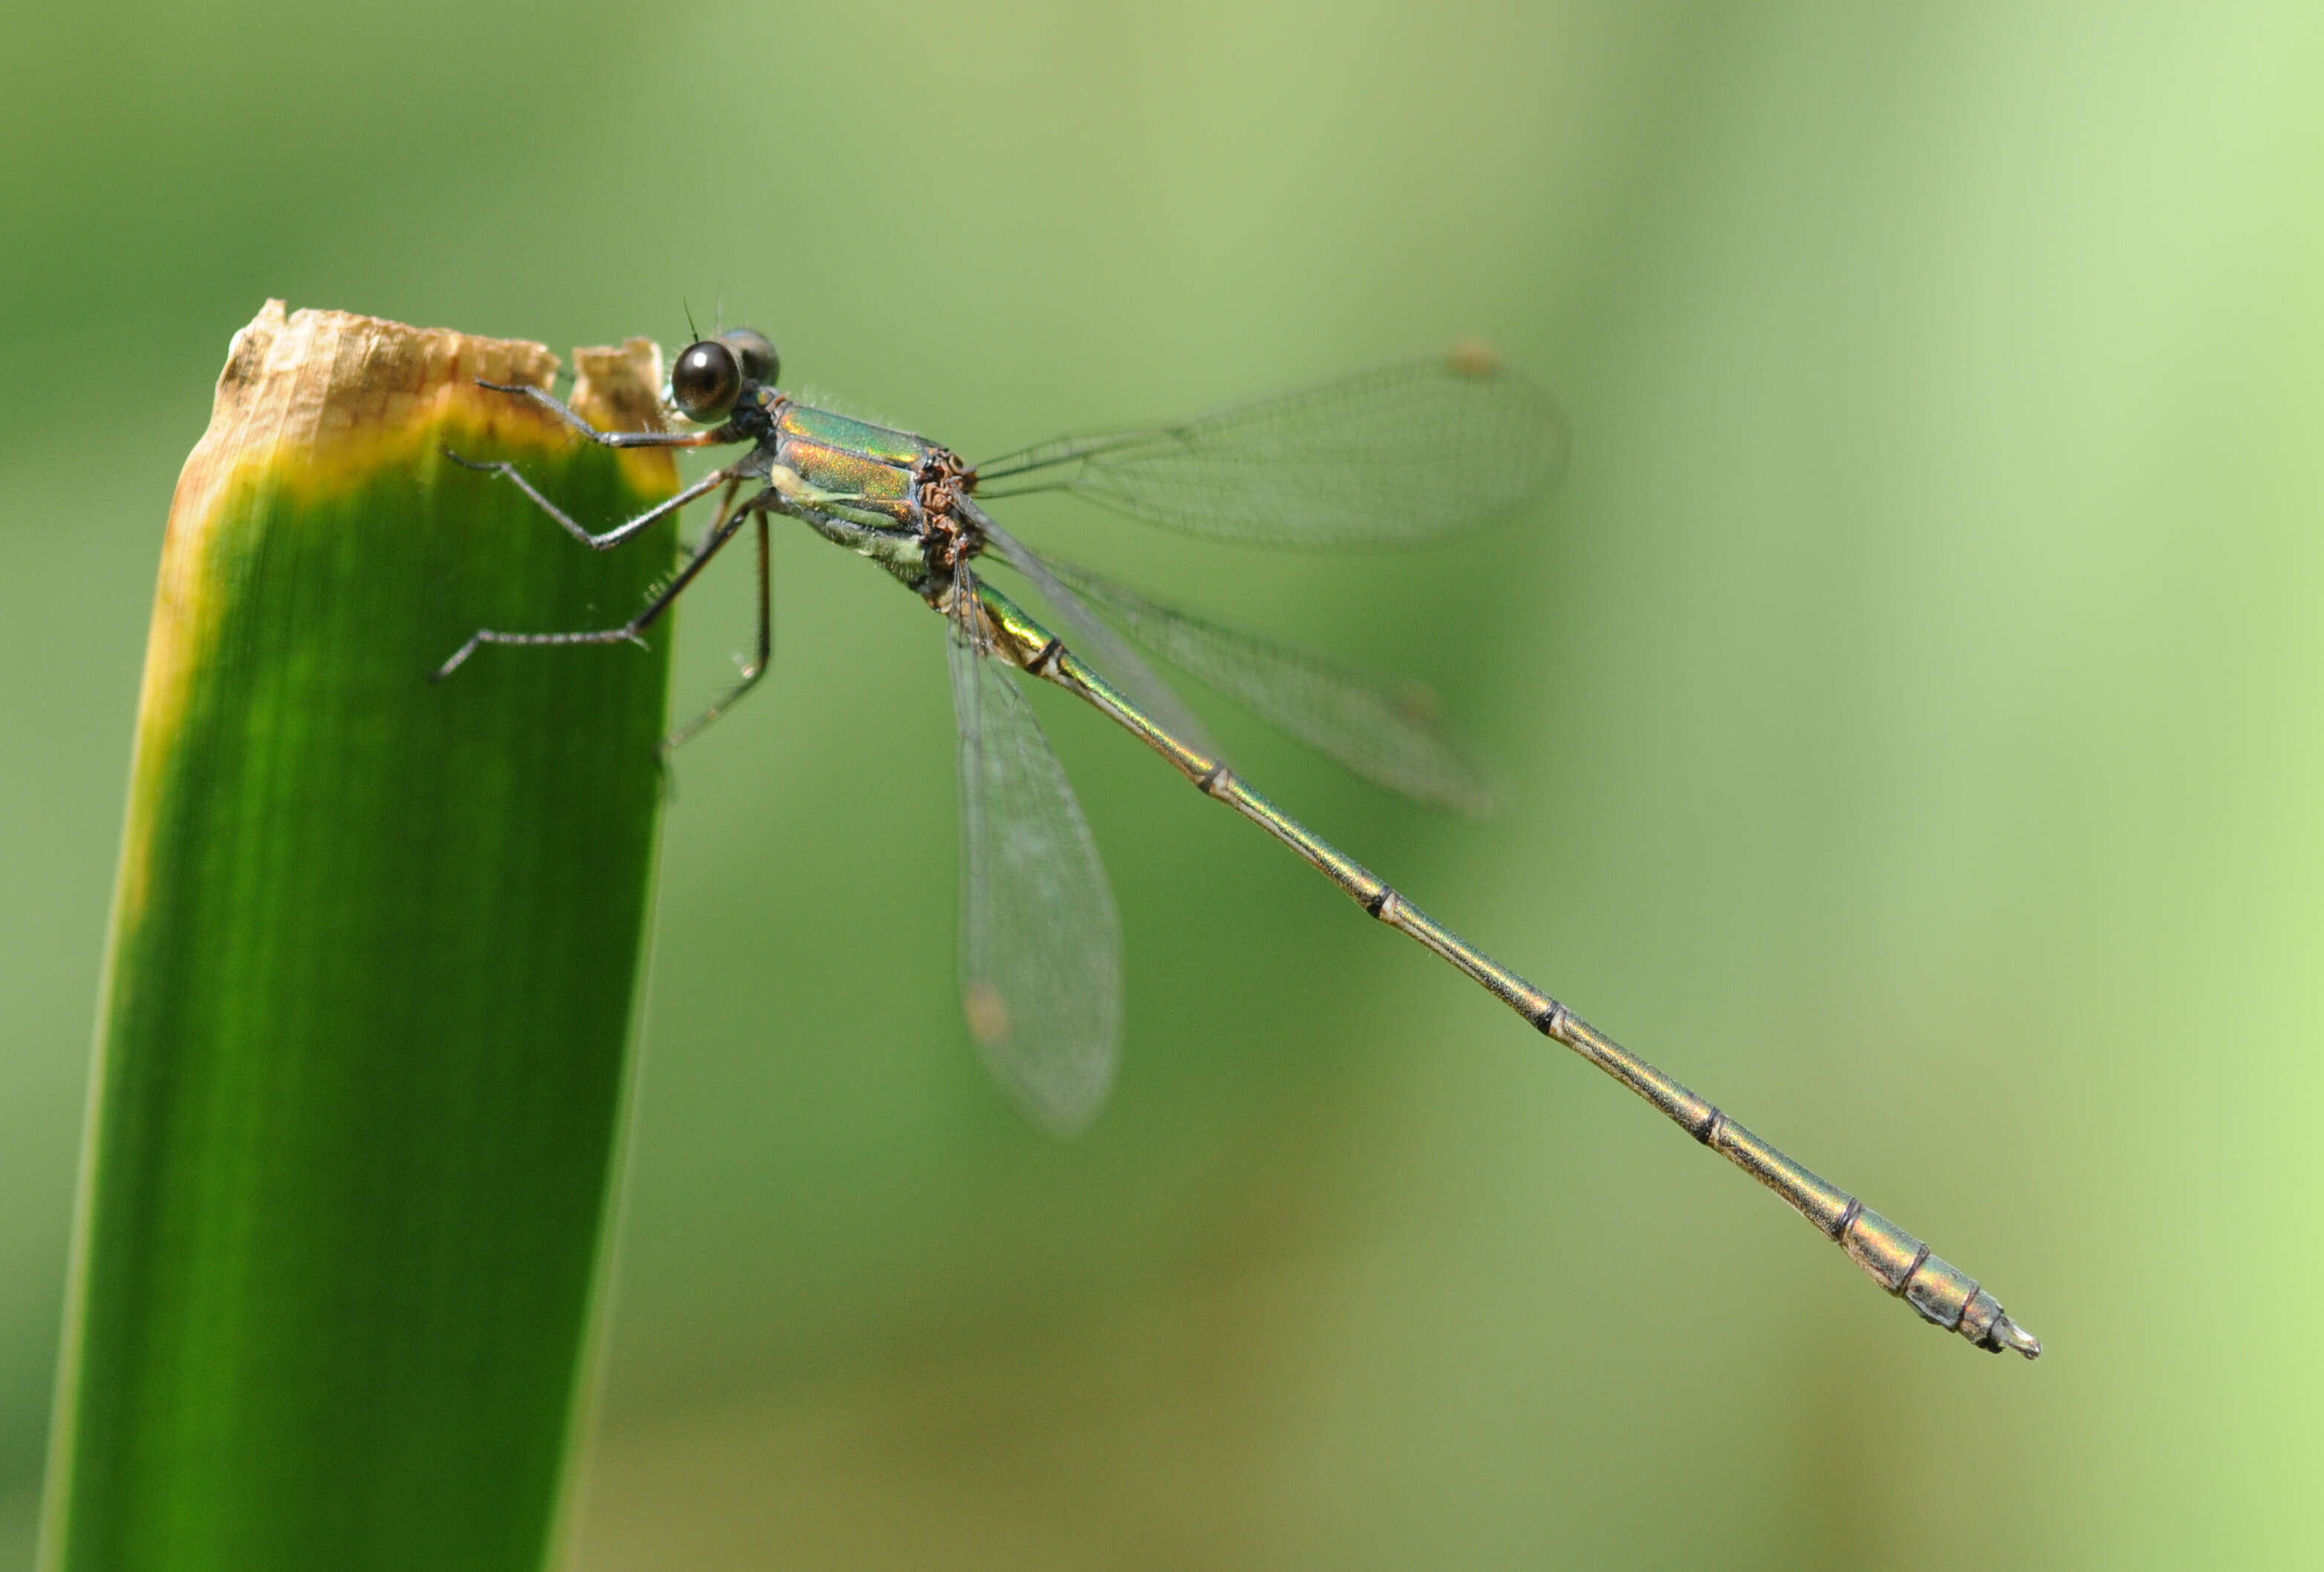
(971, 348), (1569, 547)
(966, 501), (1223, 764)
(1038, 558), (1496, 815)
(948, 573), (1122, 1135)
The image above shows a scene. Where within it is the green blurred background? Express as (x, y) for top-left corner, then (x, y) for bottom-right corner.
(5, 1), (2320, 1565)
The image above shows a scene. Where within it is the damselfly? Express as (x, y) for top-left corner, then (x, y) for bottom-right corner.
(436, 331), (2040, 1358)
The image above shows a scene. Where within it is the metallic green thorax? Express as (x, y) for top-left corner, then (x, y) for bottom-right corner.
(775, 402), (932, 521)
(758, 397), (952, 585)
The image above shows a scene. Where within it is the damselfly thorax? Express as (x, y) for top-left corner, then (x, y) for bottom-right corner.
(722, 388), (986, 596)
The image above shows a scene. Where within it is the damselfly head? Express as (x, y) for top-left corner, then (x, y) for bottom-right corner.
(669, 339), (744, 423)
(668, 330), (781, 423)
(719, 327), (780, 386)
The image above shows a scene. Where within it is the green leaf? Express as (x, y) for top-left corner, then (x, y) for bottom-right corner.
(41, 302), (680, 1571)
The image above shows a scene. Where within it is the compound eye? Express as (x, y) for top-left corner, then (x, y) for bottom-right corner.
(670, 340), (742, 422)
(720, 328), (780, 386)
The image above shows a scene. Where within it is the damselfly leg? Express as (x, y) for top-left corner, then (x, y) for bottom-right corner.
(665, 508), (775, 751)
(436, 451), (734, 552)
(432, 471), (749, 684)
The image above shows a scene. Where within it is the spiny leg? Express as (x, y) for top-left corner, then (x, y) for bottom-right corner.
(433, 481), (756, 681)
(664, 506), (776, 751)
(440, 451), (737, 551)
(473, 379), (731, 449)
